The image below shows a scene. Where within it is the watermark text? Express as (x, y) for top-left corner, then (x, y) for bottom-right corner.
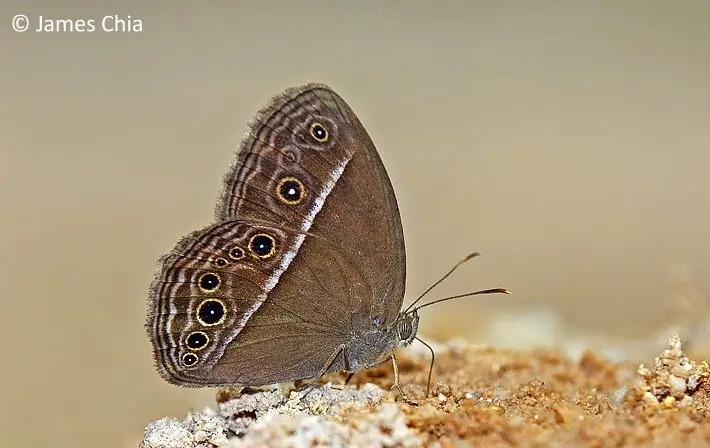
(12, 14), (143, 33)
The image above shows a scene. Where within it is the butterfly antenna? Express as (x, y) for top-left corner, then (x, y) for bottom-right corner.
(404, 252), (482, 314)
(414, 288), (510, 311)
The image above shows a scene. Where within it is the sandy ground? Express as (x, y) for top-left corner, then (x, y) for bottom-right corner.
(140, 333), (710, 447)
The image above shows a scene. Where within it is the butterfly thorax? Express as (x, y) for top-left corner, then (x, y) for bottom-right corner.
(343, 310), (419, 372)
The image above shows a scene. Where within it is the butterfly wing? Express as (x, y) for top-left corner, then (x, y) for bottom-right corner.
(218, 84), (406, 329)
(148, 219), (363, 386)
(147, 84), (405, 386)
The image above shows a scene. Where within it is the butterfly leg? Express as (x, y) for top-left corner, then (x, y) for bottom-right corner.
(336, 348), (354, 388)
(298, 344), (346, 399)
(325, 346), (353, 390)
(390, 354), (418, 405)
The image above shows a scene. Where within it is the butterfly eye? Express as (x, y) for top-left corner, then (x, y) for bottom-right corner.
(309, 122), (328, 142)
(185, 331), (209, 350)
(397, 318), (414, 341)
(276, 176), (306, 205)
(198, 272), (220, 292)
(182, 353), (199, 367)
(249, 233), (276, 258)
(196, 299), (226, 326)
(228, 247), (245, 260)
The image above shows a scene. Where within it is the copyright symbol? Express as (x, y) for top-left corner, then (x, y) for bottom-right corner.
(12, 14), (29, 32)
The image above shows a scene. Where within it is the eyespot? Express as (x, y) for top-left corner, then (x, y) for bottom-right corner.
(248, 233), (276, 258)
(309, 122), (328, 143)
(214, 257), (228, 267)
(182, 353), (199, 367)
(276, 176), (306, 205)
(186, 331), (210, 351)
(198, 272), (220, 293)
(228, 247), (245, 260)
(196, 299), (226, 326)
(279, 148), (299, 165)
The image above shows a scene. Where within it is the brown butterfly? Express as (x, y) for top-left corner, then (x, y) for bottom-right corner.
(146, 84), (508, 399)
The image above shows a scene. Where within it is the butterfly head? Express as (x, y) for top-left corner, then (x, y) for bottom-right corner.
(394, 309), (420, 348)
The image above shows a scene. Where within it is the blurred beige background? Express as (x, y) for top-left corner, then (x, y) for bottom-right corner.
(2, 1), (709, 446)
